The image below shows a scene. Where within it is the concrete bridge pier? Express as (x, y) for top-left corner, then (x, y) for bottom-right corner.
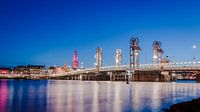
(74, 76), (76, 80)
(84, 75), (88, 80)
(196, 72), (200, 83)
(128, 71), (132, 81)
(108, 72), (113, 81)
(161, 71), (171, 82)
(80, 74), (83, 80)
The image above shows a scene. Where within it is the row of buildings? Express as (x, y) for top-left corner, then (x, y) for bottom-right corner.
(0, 64), (70, 76)
(0, 50), (80, 76)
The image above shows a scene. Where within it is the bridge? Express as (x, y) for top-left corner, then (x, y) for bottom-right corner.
(49, 61), (200, 82)
(2, 37), (199, 82)
(49, 37), (200, 82)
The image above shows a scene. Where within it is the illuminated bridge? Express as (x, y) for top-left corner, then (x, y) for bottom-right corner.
(50, 61), (200, 82)
(49, 37), (200, 82)
(6, 37), (193, 82)
(1, 37), (199, 82)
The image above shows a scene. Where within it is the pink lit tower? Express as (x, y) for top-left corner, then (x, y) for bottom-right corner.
(72, 50), (79, 69)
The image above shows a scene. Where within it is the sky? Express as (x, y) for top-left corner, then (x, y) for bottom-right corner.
(0, 0), (200, 67)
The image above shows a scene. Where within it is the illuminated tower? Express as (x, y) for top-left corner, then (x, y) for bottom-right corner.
(115, 49), (122, 67)
(95, 47), (102, 71)
(72, 50), (79, 69)
(130, 37), (141, 70)
(153, 41), (163, 64)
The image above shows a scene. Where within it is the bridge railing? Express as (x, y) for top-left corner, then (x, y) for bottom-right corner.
(137, 61), (200, 70)
(99, 61), (200, 71)
(100, 65), (129, 71)
(63, 61), (200, 75)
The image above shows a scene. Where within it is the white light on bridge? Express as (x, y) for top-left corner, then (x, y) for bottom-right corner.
(193, 45), (197, 49)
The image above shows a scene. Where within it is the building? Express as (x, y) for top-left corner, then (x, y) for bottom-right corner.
(48, 66), (57, 75)
(13, 65), (45, 75)
(72, 50), (79, 69)
(28, 65), (45, 75)
(13, 65), (28, 75)
(48, 62), (69, 75)
(0, 67), (11, 75)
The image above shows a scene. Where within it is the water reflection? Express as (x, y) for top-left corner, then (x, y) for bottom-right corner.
(0, 80), (48, 112)
(0, 80), (7, 112)
(0, 80), (200, 112)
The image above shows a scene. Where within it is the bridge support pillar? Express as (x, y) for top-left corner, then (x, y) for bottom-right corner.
(161, 71), (170, 82)
(108, 72), (113, 81)
(80, 75), (83, 80)
(196, 73), (200, 83)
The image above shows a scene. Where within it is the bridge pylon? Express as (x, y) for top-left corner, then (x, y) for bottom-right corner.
(116, 49), (122, 67)
(130, 37), (141, 71)
(95, 47), (102, 72)
(129, 37), (141, 81)
(153, 41), (164, 65)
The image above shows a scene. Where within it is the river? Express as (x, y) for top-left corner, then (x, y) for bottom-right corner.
(0, 80), (200, 112)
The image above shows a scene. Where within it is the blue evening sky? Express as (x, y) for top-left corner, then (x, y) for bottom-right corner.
(0, 0), (200, 67)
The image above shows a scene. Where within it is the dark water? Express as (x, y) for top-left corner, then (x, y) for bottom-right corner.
(0, 80), (200, 112)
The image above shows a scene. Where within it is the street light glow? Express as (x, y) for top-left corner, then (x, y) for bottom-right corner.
(193, 45), (197, 49)
(192, 45), (197, 61)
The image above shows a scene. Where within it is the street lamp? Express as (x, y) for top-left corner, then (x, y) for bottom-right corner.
(81, 62), (83, 69)
(192, 45), (197, 61)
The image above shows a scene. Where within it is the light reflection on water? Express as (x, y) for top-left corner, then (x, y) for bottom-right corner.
(0, 80), (200, 112)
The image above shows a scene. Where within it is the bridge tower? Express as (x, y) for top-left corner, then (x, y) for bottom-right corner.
(115, 49), (122, 67)
(130, 37), (141, 70)
(72, 50), (79, 69)
(96, 47), (102, 71)
(153, 41), (164, 64)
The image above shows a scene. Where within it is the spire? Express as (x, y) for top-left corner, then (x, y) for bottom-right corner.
(72, 50), (79, 69)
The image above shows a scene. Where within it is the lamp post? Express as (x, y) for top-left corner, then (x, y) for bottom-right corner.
(192, 45), (197, 61)
(81, 62), (83, 69)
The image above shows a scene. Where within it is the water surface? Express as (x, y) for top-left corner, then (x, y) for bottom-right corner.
(0, 80), (200, 112)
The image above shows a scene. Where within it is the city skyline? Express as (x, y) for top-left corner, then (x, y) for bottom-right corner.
(1, 0), (200, 67)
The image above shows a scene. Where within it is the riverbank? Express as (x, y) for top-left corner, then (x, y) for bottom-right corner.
(165, 98), (200, 112)
(0, 76), (49, 80)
